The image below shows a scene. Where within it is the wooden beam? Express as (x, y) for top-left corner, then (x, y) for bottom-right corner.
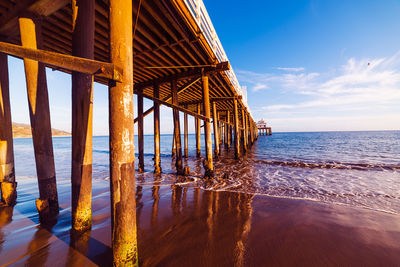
(0, 0), (69, 36)
(133, 77), (200, 123)
(0, 41), (122, 82)
(140, 93), (210, 122)
(178, 96), (242, 106)
(134, 61), (230, 90)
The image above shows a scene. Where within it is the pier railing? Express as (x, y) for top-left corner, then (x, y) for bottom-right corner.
(183, 0), (248, 109)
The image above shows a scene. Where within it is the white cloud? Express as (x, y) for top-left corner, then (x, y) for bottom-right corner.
(238, 51), (400, 131)
(240, 50), (400, 111)
(236, 69), (318, 92)
(253, 83), (268, 91)
(277, 67), (305, 72)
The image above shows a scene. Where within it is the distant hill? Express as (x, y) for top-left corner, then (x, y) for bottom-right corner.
(12, 122), (70, 138)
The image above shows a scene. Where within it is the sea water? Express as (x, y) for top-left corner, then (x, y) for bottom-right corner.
(13, 131), (400, 214)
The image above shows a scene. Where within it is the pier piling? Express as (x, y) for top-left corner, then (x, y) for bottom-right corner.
(242, 109), (247, 152)
(202, 74), (214, 177)
(19, 15), (59, 214)
(225, 110), (230, 148)
(108, 0), (138, 264)
(212, 102), (220, 156)
(184, 105), (188, 158)
(153, 84), (161, 174)
(172, 80), (184, 174)
(234, 99), (240, 159)
(71, 0), (95, 231)
(138, 88), (144, 172)
(172, 131), (176, 158)
(196, 103), (201, 157)
(0, 53), (16, 206)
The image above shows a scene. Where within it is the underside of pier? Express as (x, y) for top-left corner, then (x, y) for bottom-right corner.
(0, 0), (258, 264)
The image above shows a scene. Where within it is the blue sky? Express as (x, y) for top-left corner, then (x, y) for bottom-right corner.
(7, 0), (400, 134)
(205, 0), (400, 131)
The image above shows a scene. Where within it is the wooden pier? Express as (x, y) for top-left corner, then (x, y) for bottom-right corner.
(0, 0), (258, 264)
(257, 119), (272, 135)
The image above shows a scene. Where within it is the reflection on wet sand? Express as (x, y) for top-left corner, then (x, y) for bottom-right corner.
(26, 217), (58, 266)
(0, 177), (400, 266)
(140, 184), (255, 266)
(0, 206), (13, 254)
(66, 229), (92, 266)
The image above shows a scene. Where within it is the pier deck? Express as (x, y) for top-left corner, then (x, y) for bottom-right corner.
(0, 0), (258, 264)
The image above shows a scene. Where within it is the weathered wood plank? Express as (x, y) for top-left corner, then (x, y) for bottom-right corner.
(0, 41), (122, 82)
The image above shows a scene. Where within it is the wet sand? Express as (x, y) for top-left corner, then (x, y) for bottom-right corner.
(0, 177), (399, 266)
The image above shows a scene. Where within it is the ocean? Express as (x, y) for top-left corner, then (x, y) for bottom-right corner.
(13, 131), (400, 214)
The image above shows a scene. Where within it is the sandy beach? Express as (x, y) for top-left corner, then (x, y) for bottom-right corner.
(1, 176), (399, 266)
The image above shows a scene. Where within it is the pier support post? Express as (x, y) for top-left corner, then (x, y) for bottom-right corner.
(0, 53), (16, 206)
(109, 0), (137, 264)
(234, 99), (240, 159)
(202, 74), (214, 177)
(223, 122), (226, 147)
(172, 130), (176, 158)
(212, 102), (220, 156)
(138, 89), (144, 172)
(19, 16), (59, 214)
(195, 103), (201, 157)
(250, 118), (254, 145)
(242, 109), (247, 152)
(246, 114), (250, 146)
(184, 106), (188, 158)
(225, 110), (230, 148)
(230, 124), (233, 146)
(71, 0), (94, 231)
(172, 80), (184, 174)
(218, 112), (222, 145)
(153, 84), (161, 174)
